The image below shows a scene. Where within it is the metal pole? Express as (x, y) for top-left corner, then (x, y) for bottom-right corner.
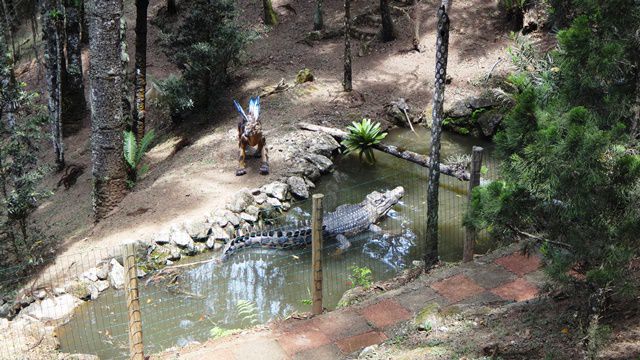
(463, 146), (483, 262)
(123, 243), (144, 360)
(311, 194), (324, 315)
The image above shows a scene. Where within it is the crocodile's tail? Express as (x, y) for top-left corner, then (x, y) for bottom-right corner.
(221, 226), (314, 261)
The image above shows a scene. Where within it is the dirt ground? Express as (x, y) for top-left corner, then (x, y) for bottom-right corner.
(24, 0), (514, 269)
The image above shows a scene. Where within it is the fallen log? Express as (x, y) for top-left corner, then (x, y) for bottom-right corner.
(298, 122), (471, 181)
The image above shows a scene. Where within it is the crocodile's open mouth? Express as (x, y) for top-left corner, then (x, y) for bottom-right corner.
(367, 186), (405, 217)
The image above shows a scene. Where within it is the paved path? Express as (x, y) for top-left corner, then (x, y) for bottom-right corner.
(155, 245), (544, 360)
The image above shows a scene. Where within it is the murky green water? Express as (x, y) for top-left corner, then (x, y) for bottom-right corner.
(57, 128), (495, 359)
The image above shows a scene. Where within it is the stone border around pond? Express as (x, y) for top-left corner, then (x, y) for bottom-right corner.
(0, 130), (341, 359)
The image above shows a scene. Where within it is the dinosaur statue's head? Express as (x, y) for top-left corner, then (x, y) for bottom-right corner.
(364, 186), (404, 222)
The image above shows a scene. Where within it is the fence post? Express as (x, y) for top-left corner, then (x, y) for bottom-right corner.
(311, 194), (324, 315)
(464, 146), (483, 262)
(122, 243), (144, 360)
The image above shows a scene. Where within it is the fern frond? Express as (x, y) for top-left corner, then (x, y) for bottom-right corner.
(136, 130), (156, 166)
(123, 131), (137, 168)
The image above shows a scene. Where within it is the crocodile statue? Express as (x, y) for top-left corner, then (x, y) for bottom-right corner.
(221, 186), (404, 261)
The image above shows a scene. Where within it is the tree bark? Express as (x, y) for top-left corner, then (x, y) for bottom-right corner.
(632, 67), (640, 140)
(343, 0), (352, 92)
(412, 0), (421, 51)
(63, 0), (85, 135)
(297, 122), (471, 181)
(80, 0), (89, 44)
(425, 4), (450, 268)
(42, 0), (65, 170)
(313, 0), (323, 31)
(380, 0), (395, 42)
(167, 0), (176, 15)
(88, 0), (128, 221)
(133, 0), (149, 143)
(263, 0), (278, 26)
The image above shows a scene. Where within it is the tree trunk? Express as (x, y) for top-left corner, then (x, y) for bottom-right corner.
(87, 0), (128, 221)
(1, 0), (17, 62)
(30, 4), (41, 79)
(133, 0), (148, 143)
(380, 0), (395, 42)
(63, 0), (85, 135)
(42, 0), (65, 170)
(313, 0), (323, 31)
(167, 0), (176, 15)
(343, 0), (352, 92)
(412, 0), (421, 51)
(80, 0), (89, 44)
(425, 4), (450, 268)
(632, 67), (639, 140)
(297, 122), (472, 181)
(263, 0), (278, 26)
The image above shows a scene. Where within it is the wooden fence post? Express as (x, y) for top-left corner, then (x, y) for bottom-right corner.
(122, 243), (144, 360)
(463, 146), (483, 262)
(311, 194), (324, 315)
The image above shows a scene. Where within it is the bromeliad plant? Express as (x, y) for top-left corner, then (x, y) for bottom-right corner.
(341, 118), (387, 164)
(123, 130), (155, 187)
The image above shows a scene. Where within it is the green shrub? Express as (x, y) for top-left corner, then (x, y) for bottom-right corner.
(152, 75), (194, 123)
(349, 266), (373, 289)
(341, 118), (387, 164)
(158, 0), (252, 112)
(123, 130), (155, 187)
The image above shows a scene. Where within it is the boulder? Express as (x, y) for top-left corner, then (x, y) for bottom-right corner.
(226, 189), (254, 213)
(295, 68), (314, 84)
(95, 280), (110, 293)
(185, 220), (211, 241)
(477, 110), (503, 137)
(225, 211), (241, 227)
(266, 197), (282, 208)
(81, 268), (99, 282)
(170, 226), (194, 249)
(0, 302), (11, 318)
(245, 205), (260, 217)
(166, 245), (181, 261)
(384, 98), (418, 127)
(33, 290), (47, 300)
(109, 259), (125, 290)
(305, 178), (316, 189)
(240, 212), (258, 223)
(96, 263), (109, 280)
(305, 153), (333, 174)
(210, 226), (230, 242)
(153, 231), (171, 245)
(306, 132), (340, 157)
(21, 294), (81, 323)
(287, 176), (309, 199)
(253, 193), (268, 204)
(289, 158), (321, 181)
(261, 182), (290, 201)
(65, 279), (92, 300)
(206, 238), (224, 251)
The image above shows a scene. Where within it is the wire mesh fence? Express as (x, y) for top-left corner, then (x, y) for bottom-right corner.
(1, 158), (496, 359)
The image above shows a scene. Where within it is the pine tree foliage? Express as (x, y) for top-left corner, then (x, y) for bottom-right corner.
(467, 1), (640, 294)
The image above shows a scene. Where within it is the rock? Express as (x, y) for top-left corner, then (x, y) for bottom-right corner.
(295, 68), (314, 84)
(250, 188), (261, 195)
(281, 202), (291, 211)
(137, 268), (147, 278)
(170, 226), (194, 249)
(206, 238), (224, 251)
(94, 264), (108, 281)
(181, 243), (198, 256)
(290, 158), (321, 181)
(477, 110), (503, 137)
(261, 182), (290, 201)
(306, 132), (340, 157)
(287, 176), (309, 199)
(21, 294), (81, 322)
(168, 245), (182, 261)
(109, 259), (125, 290)
(359, 345), (379, 359)
(88, 284), (100, 300)
(304, 154), (333, 174)
(185, 220), (211, 240)
(81, 268), (99, 282)
(210, 226), (230, 241)
(33, 290), (47, 300)
(65, 279), (92, 300)
(253, 193), (268, 204)
(384, 98), (418, 127)
(53, 287), (66, 296)
(240, 212), (258, 223)
(266, 197), (282, 208)
(245, 205), (260, 217)
(304, 178), (316, 189)
(194, 243), (207, 253)
(95, 280), (109, 293)
(225, 211), (241, 227)
(153, 231), (171, 245)
(166, 260), (174, 266)
(227, 189), (254, 213)
(0, 302), (11, 318)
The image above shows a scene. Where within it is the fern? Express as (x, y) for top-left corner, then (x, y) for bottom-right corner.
(123, 130), (155, 186)
(235, 300), (259, 327)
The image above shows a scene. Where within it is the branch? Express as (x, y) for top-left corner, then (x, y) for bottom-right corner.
(509, 226), (573, 249)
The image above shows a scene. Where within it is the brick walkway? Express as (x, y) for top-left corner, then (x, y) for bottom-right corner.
(155, 245), (544, 360)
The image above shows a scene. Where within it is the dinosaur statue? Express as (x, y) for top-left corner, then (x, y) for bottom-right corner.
(221, 186), (404, 261)
(233, 96), (269, 176)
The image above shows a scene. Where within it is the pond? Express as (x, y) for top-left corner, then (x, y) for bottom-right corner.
(56, 127), (496, 359)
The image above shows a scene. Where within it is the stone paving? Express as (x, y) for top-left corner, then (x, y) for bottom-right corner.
(155, 244), (545, 360)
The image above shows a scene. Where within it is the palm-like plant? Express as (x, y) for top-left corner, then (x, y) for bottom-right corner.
(123, 130), (155, 186)
(341, 118), (387, 164)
